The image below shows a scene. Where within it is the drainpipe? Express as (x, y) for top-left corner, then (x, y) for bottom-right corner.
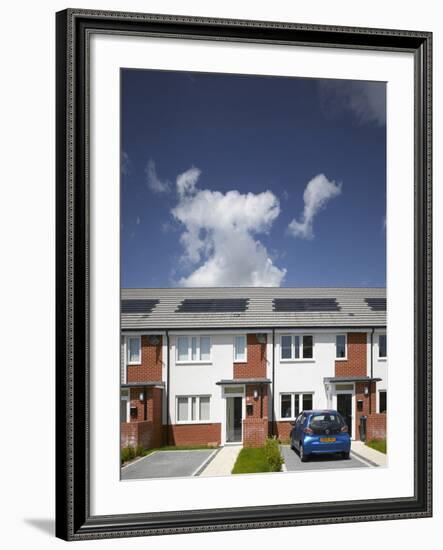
(271, 329), (275, 436)
(369, 328), (374, 415)
(260, 385), (263, 418)
(166, 330), (170, 445)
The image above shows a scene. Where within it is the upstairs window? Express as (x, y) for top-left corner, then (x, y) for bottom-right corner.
(379, 334), (387, 358)
(127, 336), (141, 365)
(336, 334), (347, 359)
(234, 335), (247, 362)
(176, 336), (212, 363)
(280, 334), (313, 360)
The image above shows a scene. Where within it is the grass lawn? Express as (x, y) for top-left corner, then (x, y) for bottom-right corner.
(366, 439), (387, 454)
(232, 447), (271, 474)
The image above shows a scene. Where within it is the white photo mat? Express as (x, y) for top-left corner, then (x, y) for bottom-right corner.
(90, 33), (414, 516)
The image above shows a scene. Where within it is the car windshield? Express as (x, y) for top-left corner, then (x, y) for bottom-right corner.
(309, 414), (344, 428)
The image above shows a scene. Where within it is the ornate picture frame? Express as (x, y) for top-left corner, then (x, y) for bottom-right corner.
(55, 9), (432, 540)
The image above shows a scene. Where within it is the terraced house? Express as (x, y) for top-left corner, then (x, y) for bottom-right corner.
(120, 288), (387, 450)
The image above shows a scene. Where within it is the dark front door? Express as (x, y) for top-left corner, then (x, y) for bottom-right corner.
(337, 394), (352, 437)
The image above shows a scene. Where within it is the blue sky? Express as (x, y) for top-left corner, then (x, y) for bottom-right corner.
(121, 69), (386, 288)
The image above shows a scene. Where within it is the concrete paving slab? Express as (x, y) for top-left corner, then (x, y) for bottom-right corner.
(121, 449), (217, 480)
(281, 445), (370, 471)
(351, 440), (387, 466)
(199, 444), (242, 477)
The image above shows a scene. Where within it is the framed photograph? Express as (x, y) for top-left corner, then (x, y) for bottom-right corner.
(55, 9), (432, 540)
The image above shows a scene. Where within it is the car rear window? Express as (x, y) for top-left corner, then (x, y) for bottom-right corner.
(309, 414), (344, 427)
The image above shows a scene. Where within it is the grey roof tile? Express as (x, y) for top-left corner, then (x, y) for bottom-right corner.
(121, 287), (386, 330)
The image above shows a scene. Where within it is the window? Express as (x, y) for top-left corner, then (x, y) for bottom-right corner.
(379, 391), (387, 413)
(127, 336), (141, 364)
(177, 337), (189, 362)
(281, 335), (292, 359)
(234, 335), (247, 362)
(379, 334), (387, 358)
(176, 335), (212, 362)
(281, 394), (292, 418)
(336, 334), (347, 359)
(302, 393), (313, 410)
(279, 393), (313, 419)
(280, 334), (313, 360)
(176, 396), (211, 422)
(302, 335), (313, 359)
(199, 396), (210, 420)
(177, 397), (189, 421)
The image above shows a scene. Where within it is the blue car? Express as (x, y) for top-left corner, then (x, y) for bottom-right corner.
(290, 410), (351, 462)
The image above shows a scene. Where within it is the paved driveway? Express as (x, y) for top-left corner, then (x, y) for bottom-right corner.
(121, 449), (218, 480)
(281, 445), (371, 471)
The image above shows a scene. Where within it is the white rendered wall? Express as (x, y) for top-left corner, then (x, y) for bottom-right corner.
(273, 331), (336, 419)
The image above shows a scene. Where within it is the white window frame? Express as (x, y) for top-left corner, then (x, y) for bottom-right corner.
(378, 333), (387, 359)
(175, 395), (211, 424)
(233, 335), (247, 363)
(126, 335), (141, 365)
(280, 334), (314, 361)
(279, 392), (314, 420)
(176, 335), (212, 364)
(335, 333), (348, 360)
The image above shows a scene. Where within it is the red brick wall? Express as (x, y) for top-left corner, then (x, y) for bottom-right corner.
(123, 386), (163, 449)
(121, 421), (162, 449)
(275, 421), (293, 441)
(243, 418), (268, 447)
(127, 335), (163, 383)
(245, 384), (268, 418)
(234, 334), (267, 379)
(355, 381), (377, 440)
(335, 332), (367, 377)
(168, 423), (221, 446)
(366, 413), (387, 440)
(243, 384), (269, 447)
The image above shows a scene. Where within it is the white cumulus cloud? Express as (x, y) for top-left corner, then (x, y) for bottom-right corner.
(145, 159), (171, 193)
(171, 168), (286, 287)
(288, 174), (342, 239)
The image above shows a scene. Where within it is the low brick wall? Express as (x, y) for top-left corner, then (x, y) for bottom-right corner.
(243, 417), (268, 447)
(274, 420), (293, 442)
(168, 423), (221, 446)
(121, 420), (163, 449)
(366, 413), (386, 440)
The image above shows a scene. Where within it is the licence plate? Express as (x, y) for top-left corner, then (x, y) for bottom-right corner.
(320, 437), (336, 442)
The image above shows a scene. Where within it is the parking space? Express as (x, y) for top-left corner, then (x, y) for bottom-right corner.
(121, 449), (219, 480)
(280, 445), (371, 471)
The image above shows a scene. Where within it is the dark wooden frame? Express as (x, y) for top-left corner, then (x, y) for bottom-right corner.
(55, 8), (432, 541)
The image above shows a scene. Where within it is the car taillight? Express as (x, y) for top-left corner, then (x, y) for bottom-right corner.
(340, 425), (348, 433)
(303, 427), (313, 434)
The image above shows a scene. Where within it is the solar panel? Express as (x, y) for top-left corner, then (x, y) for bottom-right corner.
(365, 298), (386, 311)
(176, 298), (248, 313)
(121, 299), (159, 313)
(273, 298), (340, 312)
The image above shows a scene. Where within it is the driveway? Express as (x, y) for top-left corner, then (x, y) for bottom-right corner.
(121, 449), (219, 480)
(280, 445), (372, 471)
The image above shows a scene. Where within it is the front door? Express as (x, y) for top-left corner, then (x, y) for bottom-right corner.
(226, 396), (242, 443)
(337, 393), (352, 437)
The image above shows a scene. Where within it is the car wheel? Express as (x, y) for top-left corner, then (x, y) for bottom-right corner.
(300, 443), (308, 462)
(342, 451), (350, 460)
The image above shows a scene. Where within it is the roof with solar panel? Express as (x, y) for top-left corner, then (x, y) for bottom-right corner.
(120, 287), (386, 330)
